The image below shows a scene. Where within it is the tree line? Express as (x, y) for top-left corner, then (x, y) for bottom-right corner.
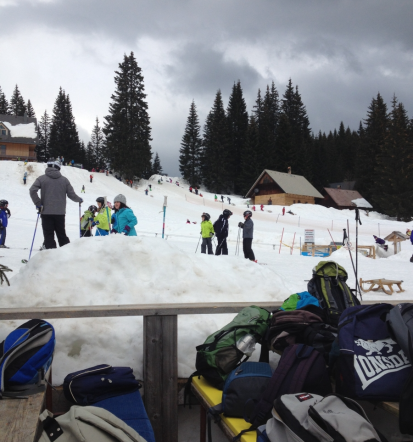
(0, 52), (162, 180)
(179, 81), (413, 220)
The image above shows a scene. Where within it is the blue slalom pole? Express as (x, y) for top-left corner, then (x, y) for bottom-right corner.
(162, 196), (167, 239)
(28, 213), (41, 261)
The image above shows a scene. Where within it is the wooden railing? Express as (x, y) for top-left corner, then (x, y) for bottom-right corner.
(0, 300), (400, 442)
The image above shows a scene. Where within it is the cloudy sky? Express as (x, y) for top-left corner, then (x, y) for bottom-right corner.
(1, 0), (412, 175)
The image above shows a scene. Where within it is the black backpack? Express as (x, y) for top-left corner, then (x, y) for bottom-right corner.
(307, 261), (360, 327)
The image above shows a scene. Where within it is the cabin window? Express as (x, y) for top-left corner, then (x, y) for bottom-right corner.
(263, 176), (271, 183)
(0, 145), (6, 154)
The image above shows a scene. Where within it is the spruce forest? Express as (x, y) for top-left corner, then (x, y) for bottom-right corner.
(1, 52), (412, 220)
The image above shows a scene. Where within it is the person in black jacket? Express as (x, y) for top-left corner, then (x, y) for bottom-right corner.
(214, 209), (232, 255)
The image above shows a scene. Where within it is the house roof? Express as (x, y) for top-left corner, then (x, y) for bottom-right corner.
(323, 188), (372, 208)
(245, 169), (324, 199)
(0, 114), (37, 144)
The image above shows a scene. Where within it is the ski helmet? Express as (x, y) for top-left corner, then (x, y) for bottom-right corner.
(223, 209), (233, 217)
(202, 212), (211, 221)
(88, 205), (98, 212)
(243, 210), (253, 218)
(47, 159), (61, 170)
(96, 197), (105, 207)
(0, 199), (8, 208)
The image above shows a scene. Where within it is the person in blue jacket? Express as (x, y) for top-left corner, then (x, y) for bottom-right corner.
(0, 199), (9, 248)
(111, 194), (137, 236)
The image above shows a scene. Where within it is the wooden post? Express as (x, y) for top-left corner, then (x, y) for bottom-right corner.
(144, 315), (178, 442)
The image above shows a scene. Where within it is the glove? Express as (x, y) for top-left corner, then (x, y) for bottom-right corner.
(111, 229), (117, 234)
(88, 217), (94, 222)
(238, 222), (244, 228)
(122, 225), (131, 235)
(36, 205), (43, 214)
(91, 221), (100, 227)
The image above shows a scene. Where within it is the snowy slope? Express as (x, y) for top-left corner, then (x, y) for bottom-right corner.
(0, 160), (413, 383)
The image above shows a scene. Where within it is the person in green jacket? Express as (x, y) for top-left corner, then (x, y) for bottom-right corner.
(80, 205), (97, 237)
(92, 197), (111, 236)
(201, 212), (214, 254)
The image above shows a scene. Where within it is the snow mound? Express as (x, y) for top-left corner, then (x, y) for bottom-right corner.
(0, 235), (289, 383)
(387, 250), (413, 262)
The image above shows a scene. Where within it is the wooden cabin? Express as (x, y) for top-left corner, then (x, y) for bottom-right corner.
(0, 114), (37, 162)
(245, 169), (323, 205)
(318, 188), (372, 210)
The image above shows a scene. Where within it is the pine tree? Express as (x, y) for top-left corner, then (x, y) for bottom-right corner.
(374, 96), (413, 219)
(179, 100), (202, 186)
(226, 81), (248, 193)
(85, 142), (96, 171)
(103, 52), (152, 180)
(239, 115), (260, 195)
(35, 110), (51, 162)
(201, 90), (230, 193)
(90, 117), (105, 168)
(152, 152), (163, 174)
(48, 88), (82, 162)
(26, 99), (36, 118)
(10, 85), (27, 116)
(0, 86), (9, 115)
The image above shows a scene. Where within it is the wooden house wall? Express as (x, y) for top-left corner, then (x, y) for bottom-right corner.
(0, 142), (36, 159)
(253, 193), (315, 205)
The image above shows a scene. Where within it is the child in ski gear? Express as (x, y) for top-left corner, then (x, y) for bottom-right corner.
(195, 188), (198, 195)
(189, 186), (193, 193)
(93, 197), (111, 236)
(268, 197), (272, 205)
(201, 213), (214, 255)
(149, 184), (152, 190)
(23, 171), (27, 185)
(111, 194), (137, 236)
(214, 209), (232, 255)
(373, 235), (385, 245)
(90, 174), (93, 183)
(145, 189), (148, 195)
(29, 160), (82, 249)
(214, 195), (218, 202)
(238, 210), (255, 261)
(252, 205), (256, 211)
(221, 195), (224, 202)
(81, 185), (85, 193)
(0, 200), (9, 248)
(80, 205), (97, 237)
(227, 196), (231, 204)
(282, 207), (285, 215)
(260, 204), (264, 211)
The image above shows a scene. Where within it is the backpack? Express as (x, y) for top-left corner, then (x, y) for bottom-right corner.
(39, 406), (148, 442)
(267, 309), (337, 354)
(336, 304), (411, 401)
(237, 344), (332, 440)
(194, 306), (271, 389)
(0, 319), (55, 399)
(266, 393), (388, 442)
(63, 364), (142, 405)
(307, 261), (360, 326)
(207, 362), (272, 441)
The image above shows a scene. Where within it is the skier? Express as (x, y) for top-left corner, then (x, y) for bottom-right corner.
(91, 197), (111, 236)
(268, 197), (272, 205)
(80, 205), (97, 237)
(200, 213), (214, 255)
(61, 156), (65, 165)
(282, 207), (285, 216)
(29, 159), (83, 249)
(189, 186), (193, 193)
(214, 194), (218, 202)
(214, 209), (233, 256)
(111, 194), (137, 236)
(90, 174), (93, 183)
(238, 210), (256, 262)
(260, 204), (264, 211)
(227, 196), (231, 205)
(145, 189), (148, 195)
(252, 205), (256, 211)
(23, 171), (27, 185)
(373, 235), (388, 252)
(221, 195), (224, 202)
(409, 229), (413, 263)
(195, 188), (199, 195)
(0, 200), (9, 248)
(149, 184), (152, 191)
(81, 185), (85, 193)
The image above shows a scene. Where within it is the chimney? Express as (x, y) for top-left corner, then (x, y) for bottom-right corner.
(287, 166), (291, 174)
(23, 111), (28, 123)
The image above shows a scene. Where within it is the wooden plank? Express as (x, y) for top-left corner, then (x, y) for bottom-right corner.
(0, 300), (402, 321)
(377, 401), (399, 416)
(144, 315), (178, 442)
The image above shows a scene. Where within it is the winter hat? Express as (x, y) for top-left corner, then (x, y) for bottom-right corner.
(47, 160), (61, 170)
(114, 194), (127, 205)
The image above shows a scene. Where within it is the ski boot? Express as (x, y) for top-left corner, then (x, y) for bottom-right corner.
(0, 245), (9, 248)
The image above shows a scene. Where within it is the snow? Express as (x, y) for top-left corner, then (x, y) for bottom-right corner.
(0, 160), (413, 384)
(351, 197), (373, 209)
(2, 121), (37, 139)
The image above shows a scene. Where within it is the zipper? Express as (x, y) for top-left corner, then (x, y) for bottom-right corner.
(69, 365), (112, 403)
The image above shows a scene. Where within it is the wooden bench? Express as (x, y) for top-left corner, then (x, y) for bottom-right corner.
(0, 369), (52, 442)
(191, 376), (256, 442)
(360, 278), (405, 295)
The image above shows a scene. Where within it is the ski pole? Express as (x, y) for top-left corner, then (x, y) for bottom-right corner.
(79, 202), (82, 238)
(195, 235), (202, 253)
(343, 228), (362, 299)
(28, 211), (41, 261)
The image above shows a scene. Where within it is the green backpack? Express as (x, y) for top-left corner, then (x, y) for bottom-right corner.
(193, 306), (271, 389)
(307, 261), (360, 326)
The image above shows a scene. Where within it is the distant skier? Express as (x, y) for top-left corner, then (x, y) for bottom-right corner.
(81, 185), (85, 193)
(282, 207), (285, 216)
(409, 229), (413, 263)
(373, 235), (388, 251)
(80, 205), (97, 237)
(29, 160), (83, 249)
(260, 204), (264, 211)
(145, 189), (148, 195)
(214, 195), (218, 203)
(252, 205), (256, 211)
(187, 219), (191, 224)
(268, 197), (272, 205)
(90, 174), (93, 183)
(221, 195), (224, 202)
(0, 200), (9, 248)
(111, 194), (137, 236)
(195, 188), (199, 195)
(227, 196), (231, 205)
(189, 186), (193, 193)
(149, 184), (152, 191)
(214, 209), (232, 256)
(200, 213), (214, 255)
(23, 171), (27, 185)
(238, 210), (256, 262)
(91, 197), (111, 236)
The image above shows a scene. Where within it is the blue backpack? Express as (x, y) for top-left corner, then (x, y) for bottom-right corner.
(336, 304), (411, 401)
(0, 319), (55, 398)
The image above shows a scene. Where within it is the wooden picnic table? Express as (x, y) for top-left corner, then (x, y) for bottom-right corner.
(360, 278), (405, 295)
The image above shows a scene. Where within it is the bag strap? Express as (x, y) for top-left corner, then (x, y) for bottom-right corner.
(289, 345), (319, 392)
(42, 415), (64, 441)
(207, 404), (223, 442)
(322, 276), (338, 311)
